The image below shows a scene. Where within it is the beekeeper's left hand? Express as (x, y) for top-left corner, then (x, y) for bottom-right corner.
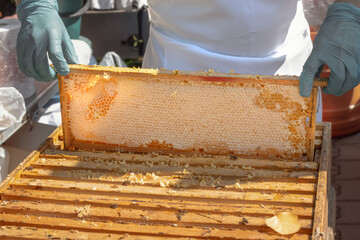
(16, 0), (79, 82)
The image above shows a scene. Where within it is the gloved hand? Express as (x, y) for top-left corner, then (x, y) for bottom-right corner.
(16, 0), (79, 82)
(300, 3), (360, 97)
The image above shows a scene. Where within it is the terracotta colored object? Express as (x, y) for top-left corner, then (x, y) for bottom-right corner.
(3, 14), (17, 19)
(311, 31), (360, 137)
(322, 84), (360, 137)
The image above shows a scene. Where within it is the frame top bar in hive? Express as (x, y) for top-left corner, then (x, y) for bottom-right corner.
(59, 65), (324, 161)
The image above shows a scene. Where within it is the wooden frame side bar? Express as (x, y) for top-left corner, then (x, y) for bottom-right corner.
(307, 87), (319, 161)
(312, 122), (332, 239)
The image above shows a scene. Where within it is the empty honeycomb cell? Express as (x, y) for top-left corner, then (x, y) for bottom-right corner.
(59, 65), (320, 161)
(87, 89), (118, 120)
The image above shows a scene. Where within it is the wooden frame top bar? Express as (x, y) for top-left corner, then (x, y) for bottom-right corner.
(67, 64), (328, 87)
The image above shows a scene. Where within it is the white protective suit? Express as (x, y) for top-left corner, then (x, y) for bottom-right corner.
(142, 0), (322, 120)
(143, 0), (311, 75)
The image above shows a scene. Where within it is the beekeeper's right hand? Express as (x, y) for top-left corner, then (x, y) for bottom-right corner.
(16, 0), (78, 82)
(299, 2), (360, 97)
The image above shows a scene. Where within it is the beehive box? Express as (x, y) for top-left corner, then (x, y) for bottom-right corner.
(0, 66), (334, 239)
(0, 124), (334, 239)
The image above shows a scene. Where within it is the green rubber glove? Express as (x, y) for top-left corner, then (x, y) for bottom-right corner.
(300, 3), (360, 97)
(16, 0), (79, 82)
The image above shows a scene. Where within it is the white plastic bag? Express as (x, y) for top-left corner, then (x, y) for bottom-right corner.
(0, 87), (26, 131)
(37, 102), (62, 127)
(91, 0), (114, 10)
(135, 0), (147, 9)
(99, 51), (127, 67)
(0, 147), (10, 182)
(0, 19), (36, 99)
(71, 39), (93, 65)
(114, 0), (147, 10)
(115, 0), (133, 10)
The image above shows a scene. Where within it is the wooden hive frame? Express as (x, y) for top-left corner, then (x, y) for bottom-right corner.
(0, 123), (334, 239)
(58, 65), (327, 162)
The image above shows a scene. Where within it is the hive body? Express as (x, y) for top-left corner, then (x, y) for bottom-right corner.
(0, 123), (333, 240)
(59, 65), (318, 160)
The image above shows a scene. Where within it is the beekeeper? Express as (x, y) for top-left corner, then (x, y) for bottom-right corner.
(15, 0), (360, 98)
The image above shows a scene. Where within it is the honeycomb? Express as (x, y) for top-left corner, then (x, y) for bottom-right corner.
(59, 65), (319, 161)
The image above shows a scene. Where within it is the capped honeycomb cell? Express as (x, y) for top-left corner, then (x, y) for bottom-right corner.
(59, 65), (323, 161)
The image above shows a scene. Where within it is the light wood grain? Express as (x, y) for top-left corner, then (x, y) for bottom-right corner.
(312, 122), (332, 239)
(10, 178), (315, 205)
(0, 213), (312, 239)
(0, 226), (192, 240)
(2, 189), (314, 217)
(0, 200), (313, 229)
